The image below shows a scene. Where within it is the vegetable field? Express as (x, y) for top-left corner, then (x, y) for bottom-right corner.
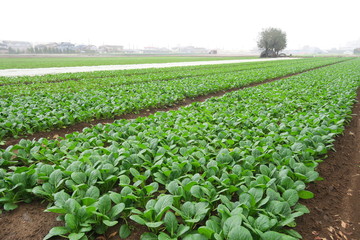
(0, 57), (359, 240)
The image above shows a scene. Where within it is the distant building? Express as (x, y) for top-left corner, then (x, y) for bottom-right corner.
(99, 45), (124, 53)
(142, 47), (171, 54)
(172, 46), (208, 54)
(0, 41), (9, 54)
(57, 42), (76, 53)
(74, 45), (98, 53)
(34, 42), (59, 53)
(123, 48), (143, 54)
(3, 40), (32, 53)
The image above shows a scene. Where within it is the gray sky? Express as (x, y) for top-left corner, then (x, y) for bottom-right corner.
(2, 0), (359, 50)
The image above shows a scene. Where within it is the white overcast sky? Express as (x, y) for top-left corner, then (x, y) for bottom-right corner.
(1, 0), (359, 50)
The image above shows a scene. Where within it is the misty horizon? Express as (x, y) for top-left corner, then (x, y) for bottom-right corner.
(2, 0), (360, 52)
(1, 38), (359, 52)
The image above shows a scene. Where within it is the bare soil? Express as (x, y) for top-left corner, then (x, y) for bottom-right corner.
(0, 201), (62, 240)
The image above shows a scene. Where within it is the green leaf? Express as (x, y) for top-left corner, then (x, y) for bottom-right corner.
(4, 203), (18, 211)
(164, 211), (178, 236)
(254, 214), (271, 232)
(110, 203), (125, 219)
(228, 226), (253, 240)
(194, 202), (209, 219)
(44, 226), (69, 240)
(154, 195), (173, 215)
(130, 168), (141, 177)
(103, 220), (118, 227)
(140, 232), (158, 240)
(81, 197), (97, 206)
(177, 224), (190, 237)
(110, 192), (122, 204)
(119, 175), (131, 186)
(97, 194), (111, 214)
(291, 142), (303, 152)
(298, 190), (314, 199)
(54, 190), (70, 206)
(46, 206), (67, 214)
(293, 203), (310, 214)
(190, 185), (203, 198)
(279, 217), (296, 227)
(65, 213), (78, 230)
(71, 172), (87, 185)
(85, 186), (100, 199)
(49, 169), (63, 187)
(65, 198), (81, 214)
(248, 187), (264, 203)
(205, 219), (221, 234)
(166, 181), (179, 195)
(282, 189), (299, 206)
(42, 183), (54, 194)
(305, 171), (319, 182)
(145, 221), (163, 228)
(158, 232), (174, 240)
(261, 231), (297, 240)
(266, 200), (291, 216)
(216, 149), (233, 164)
(183, 233), (208, 240)
(283, 229), (303, 239)
(198, 226), (215, 239)
(68, 232), (85, 240)
(223, 215), (243, 236)
(181, 201), (195, 218)
(119, 224), (131, 239)
(130, 215), (147, 225)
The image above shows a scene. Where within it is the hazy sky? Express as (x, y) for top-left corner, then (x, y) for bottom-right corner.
(2, 0), (359, 50)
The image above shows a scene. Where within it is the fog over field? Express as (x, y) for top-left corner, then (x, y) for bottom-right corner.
(1, 0), (359, 50)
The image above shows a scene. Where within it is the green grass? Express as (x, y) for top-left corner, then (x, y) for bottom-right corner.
(0, 56), (257, 69)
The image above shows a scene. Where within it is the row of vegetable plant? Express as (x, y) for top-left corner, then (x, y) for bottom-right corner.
(0, 58), (348, 141)
(0, 57), (339, 85)
(1, 58), (339, 95)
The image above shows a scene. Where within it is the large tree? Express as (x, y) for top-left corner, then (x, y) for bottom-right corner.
(257, 27), (287, 57)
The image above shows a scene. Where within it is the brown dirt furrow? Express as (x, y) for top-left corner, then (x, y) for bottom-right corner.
(0, 201), (62, 240)
(295, 89), (360, 240)
(1, 60), (347, 149)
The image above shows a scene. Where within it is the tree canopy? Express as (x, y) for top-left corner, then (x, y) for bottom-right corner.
(257, 27), (287, 57)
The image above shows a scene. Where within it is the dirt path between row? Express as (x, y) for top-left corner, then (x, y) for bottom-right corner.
(295, 89), (360, 240)
(1, 61), (345, 150)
